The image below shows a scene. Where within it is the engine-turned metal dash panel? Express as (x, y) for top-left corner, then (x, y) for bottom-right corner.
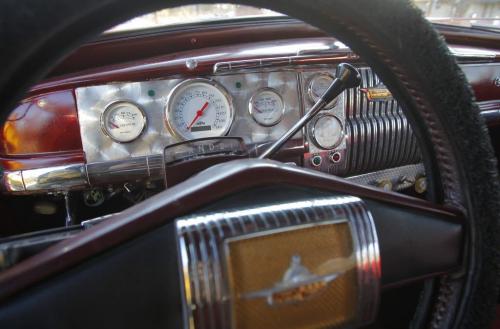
(176, 195), (380, 329)
(76, 71), (301, 163)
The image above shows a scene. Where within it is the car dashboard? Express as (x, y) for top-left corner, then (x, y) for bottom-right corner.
(0, 19), (499, 239)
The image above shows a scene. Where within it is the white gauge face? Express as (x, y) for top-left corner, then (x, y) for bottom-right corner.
(312, 115), (344, 149)
(308, 73), (338, 108)
(166, 80), (233, 140)
(249, 88), (285, 126)
(101, 102), (146, 143)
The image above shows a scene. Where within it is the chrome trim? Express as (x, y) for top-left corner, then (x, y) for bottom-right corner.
(176, 195), (380, 329)
(165, 78), (235, 141)
(86, 155), (162, 186)
(212, 47), (496, 75)
(80, 213), (117, 228)
(347, 163), (425, 191)
(22, 164), (88, 191)
(213, 57), (292, 74)
(344, 67), (421, 175)
(248, 87), (285, 127)
(213, 53), (358, 74)
(449, 46), (497, 62)
(494, 76), (500, 88)
(2, 159), (423, 194)
(100, 100), (147, 143)
(2, 171), (25, 192)
(185, 59), (198, 70)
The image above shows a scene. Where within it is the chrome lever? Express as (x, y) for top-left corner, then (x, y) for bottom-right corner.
(258, 63), (361, 159)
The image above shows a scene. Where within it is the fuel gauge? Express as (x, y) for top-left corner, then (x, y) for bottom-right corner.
(101, 101), (146, 143)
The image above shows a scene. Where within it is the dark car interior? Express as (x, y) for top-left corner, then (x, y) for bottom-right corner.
(0, 1), (499, 328)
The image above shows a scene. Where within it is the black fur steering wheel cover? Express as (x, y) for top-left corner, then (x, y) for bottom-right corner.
(0, 0), (499, 328)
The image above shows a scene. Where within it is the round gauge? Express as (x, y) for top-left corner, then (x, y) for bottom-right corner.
(101, 101), (146, 143)
(249, 88), (285, 126)
(166, 79), (234, 140)
(308, 73), (338, 108)
(311, 114), (344, 149)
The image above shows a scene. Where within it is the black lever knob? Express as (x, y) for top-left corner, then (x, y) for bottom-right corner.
(321, 63), (361, 104)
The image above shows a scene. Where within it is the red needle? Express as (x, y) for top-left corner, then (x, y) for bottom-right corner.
(187, 101), (209, 130)
(110, 122), (119, 129)
(253, 106), (263, 113)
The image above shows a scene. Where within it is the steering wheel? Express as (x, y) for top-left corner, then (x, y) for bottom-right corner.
(0, 1), (499, 328)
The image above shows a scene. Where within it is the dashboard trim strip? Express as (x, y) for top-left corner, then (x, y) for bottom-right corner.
(0, 159), (463, 304)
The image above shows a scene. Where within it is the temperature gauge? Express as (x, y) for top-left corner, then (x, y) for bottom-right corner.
(249, 88), (285, 126)
(308, 73), (338, 108)
(101, 101), (146, 143)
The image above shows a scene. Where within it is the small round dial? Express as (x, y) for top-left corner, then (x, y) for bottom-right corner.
(166, 79), (233, 140)
(311, 114), (344, 149)
(308, 73), (338, 108)
(101, 101), (146, 143)
(249, 88), (285, 126)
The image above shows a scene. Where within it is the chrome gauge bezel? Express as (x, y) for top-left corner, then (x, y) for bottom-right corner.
(165, 78), (235, 141)
(310, 114), (345, 150)
(100, 100), (147, 143)
(307, 73), (338, 109)
(248, 87), (285, 127)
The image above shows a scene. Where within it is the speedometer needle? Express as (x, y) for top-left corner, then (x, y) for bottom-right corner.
(187, 101), (209, 130)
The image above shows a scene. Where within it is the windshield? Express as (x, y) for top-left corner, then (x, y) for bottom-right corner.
(107, 2), (500, 33)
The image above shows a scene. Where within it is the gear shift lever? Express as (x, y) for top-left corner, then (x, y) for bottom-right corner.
(258, 63), (361, 159)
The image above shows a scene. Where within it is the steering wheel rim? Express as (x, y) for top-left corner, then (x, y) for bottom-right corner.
(0, 0), (499, 328)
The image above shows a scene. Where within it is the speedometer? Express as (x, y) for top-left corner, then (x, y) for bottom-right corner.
(166, 79), (234, 140)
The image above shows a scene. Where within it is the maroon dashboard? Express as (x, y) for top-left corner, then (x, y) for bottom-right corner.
(0, 19), (499, 235)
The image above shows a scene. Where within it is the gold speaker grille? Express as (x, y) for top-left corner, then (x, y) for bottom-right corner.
(226, 222), (357, 329)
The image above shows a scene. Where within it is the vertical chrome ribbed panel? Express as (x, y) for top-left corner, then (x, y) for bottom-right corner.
(176, 195), (380, 329)
(345, 67), (421, 175)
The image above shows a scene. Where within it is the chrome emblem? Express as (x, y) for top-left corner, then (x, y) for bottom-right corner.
(494, 76), (500, 88)
(242, 255), (342, 306)
(360, 84), (393, 101)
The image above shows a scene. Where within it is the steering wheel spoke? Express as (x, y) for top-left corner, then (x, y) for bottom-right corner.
(0, 159), (464, 325)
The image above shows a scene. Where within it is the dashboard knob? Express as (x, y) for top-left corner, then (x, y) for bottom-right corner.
(376, 179), (393, 191)
(415, 176), (427, 194)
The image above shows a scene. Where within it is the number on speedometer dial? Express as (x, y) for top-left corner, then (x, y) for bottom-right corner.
(166, 79), (234, 140)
